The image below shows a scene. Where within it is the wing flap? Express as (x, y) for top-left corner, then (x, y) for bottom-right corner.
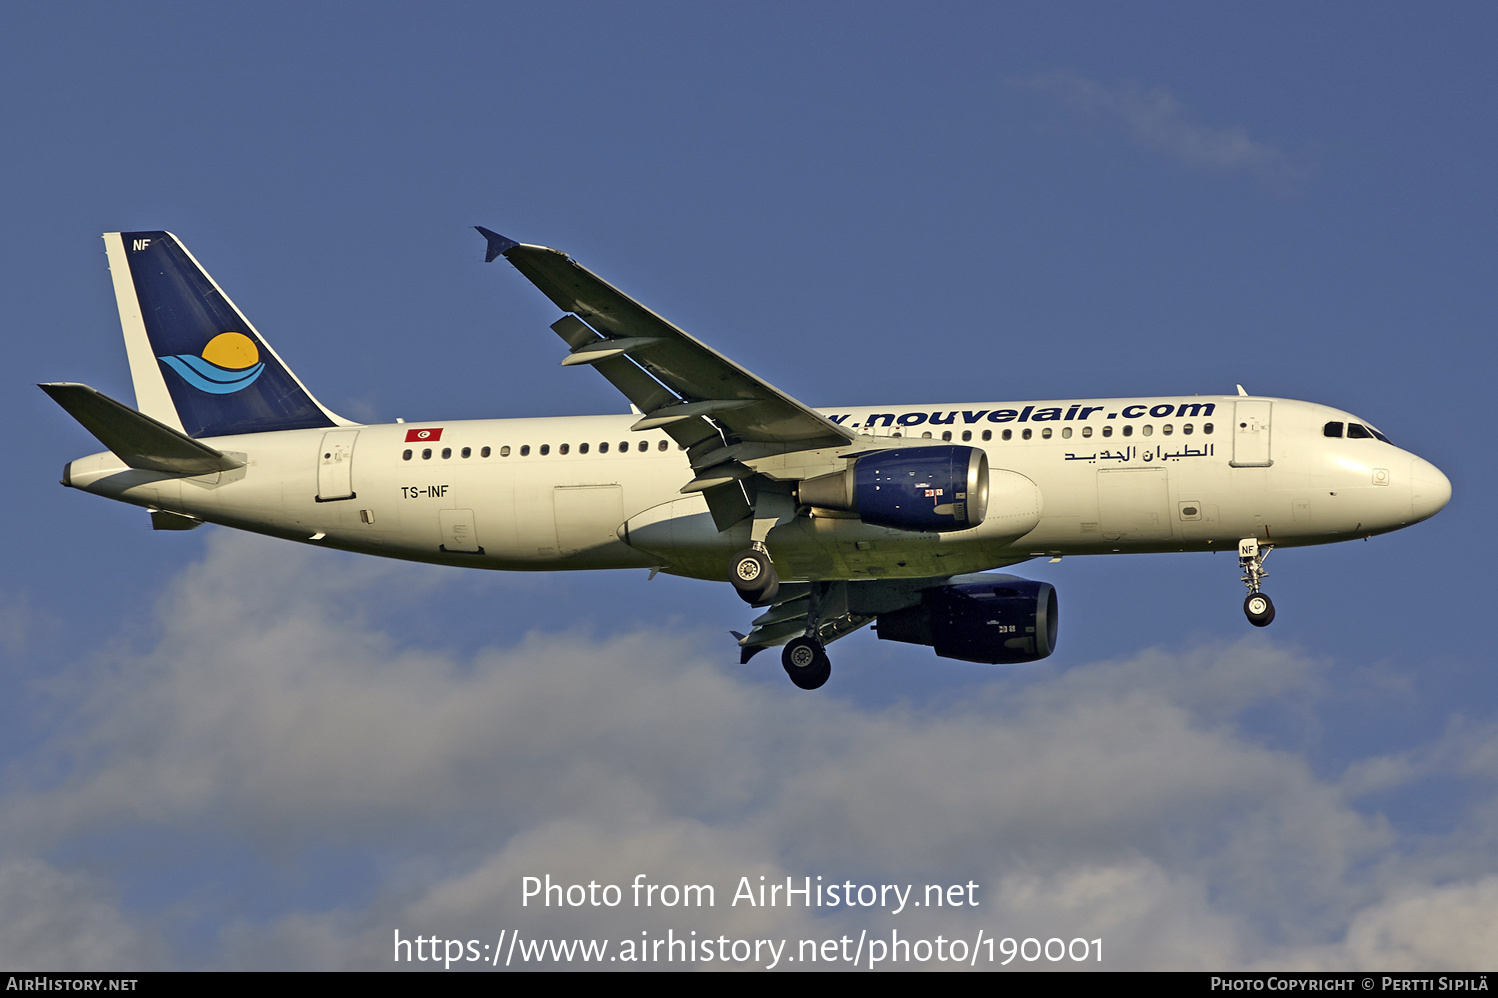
(40, 382), (245, 475)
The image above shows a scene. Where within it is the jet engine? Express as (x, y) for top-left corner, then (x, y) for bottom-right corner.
(874, 577), (1058, 664)
(798, 445), (989, 532)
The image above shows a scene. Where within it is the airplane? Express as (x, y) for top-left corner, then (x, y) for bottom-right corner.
(41, 229), (1452, 690)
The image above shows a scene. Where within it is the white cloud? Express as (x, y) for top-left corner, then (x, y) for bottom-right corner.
(3, 532), (1494, 969)
(0, 860), (165, 971)
(1285, 877), (1498, 971)
(0, 592), (56, 661)
(1015, 71), (1305, 182)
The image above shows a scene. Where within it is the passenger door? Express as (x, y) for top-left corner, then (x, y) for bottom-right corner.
(1230, 401), (1273, 468)
(316, 430), (360, 501)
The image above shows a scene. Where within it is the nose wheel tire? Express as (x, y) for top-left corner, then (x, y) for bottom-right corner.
(1243, 592), (1275, 627)
(781, 636), (831, 690)
(730, 548), (779, 605)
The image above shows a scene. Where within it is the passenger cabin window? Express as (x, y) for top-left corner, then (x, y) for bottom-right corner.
(962, 430), (972, 442)
(1102, 426), (1112, 438)
(421, 448), (432, 460)
(540, 444), (550, 455)
(441, 447), (452, 459)
(402, 449), (412, 461)
(658, 440), (669, 451)
(600, 441), (609, 453)
(520, 445), (530, 456)
(497, 446), (508, 457)
(1041, 427), (1052, 439)
(1061, 427), (1072, 439)
(981, 429), (992, 441)
(1122, 425), (1133, 437)
(1324, 421), (1344, 438)
(559, 443), (569, 455)
(1001, 429), (1011, 441)
(1203, 423), (1214, 434)
(579, 443), (589, 454)
(461, 446), (471, 458)
(1182, 424), (1193, 435)
(1022, 428), (1032, 440)
(638, 441), (648, 452)
(1081, 426), (1093, 438)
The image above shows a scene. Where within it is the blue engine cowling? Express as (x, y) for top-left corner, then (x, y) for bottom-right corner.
(874, 578), (1058, 664)
(799, 445), (990, 532)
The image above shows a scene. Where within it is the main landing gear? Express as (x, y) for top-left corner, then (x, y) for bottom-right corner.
(781, 635), (831, 690)
(730, 545), (779, 605)
(729, 547), (838, 690)
(1238, 537), (1275, 627)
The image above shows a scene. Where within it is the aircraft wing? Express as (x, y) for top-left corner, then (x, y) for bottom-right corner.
(477, 229), (856, 457)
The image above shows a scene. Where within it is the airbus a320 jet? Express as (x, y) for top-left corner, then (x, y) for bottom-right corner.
(42, 230), (1451, 689)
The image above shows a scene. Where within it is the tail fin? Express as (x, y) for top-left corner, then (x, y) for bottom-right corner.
(104, 231), (344, 438)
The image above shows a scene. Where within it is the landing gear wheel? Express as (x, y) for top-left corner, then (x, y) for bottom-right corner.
(781, 636), (831, 690)
(1243, 592), (1275, 627)
(730, 548), (779, 605)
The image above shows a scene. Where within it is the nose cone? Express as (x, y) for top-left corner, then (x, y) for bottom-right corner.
(1409, 456), (1452, 522)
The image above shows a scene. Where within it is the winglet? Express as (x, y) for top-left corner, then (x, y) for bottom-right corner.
(475, 226), (519, 263)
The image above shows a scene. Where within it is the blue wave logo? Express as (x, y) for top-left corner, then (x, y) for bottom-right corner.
(159, 332), (265, 394)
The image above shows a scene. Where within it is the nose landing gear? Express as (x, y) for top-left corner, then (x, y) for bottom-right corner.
(1238, 538), (1276, 627)
(1243, 591), (1275, 627)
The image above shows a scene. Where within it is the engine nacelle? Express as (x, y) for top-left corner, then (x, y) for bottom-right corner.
(875, 577), (1058, 664)
(798, 445), (989, 532)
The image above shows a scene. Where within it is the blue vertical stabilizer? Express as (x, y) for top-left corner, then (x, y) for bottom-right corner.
(111, 231), (341, 438)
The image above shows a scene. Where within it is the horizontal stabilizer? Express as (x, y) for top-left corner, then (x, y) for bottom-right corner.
(39, 382), (245, 475)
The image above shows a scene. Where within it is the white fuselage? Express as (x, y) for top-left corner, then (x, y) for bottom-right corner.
(62, 394), (1449, 583)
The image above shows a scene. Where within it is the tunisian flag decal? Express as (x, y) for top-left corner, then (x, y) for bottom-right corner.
(404, 427), (443, 442)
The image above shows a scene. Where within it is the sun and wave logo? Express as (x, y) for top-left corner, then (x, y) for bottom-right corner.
(158, 332), (265, 394)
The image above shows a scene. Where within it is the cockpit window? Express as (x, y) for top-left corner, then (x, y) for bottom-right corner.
(1333, 420), (1391, 443)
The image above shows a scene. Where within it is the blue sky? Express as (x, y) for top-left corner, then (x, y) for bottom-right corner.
(3, 2), (1495, 970)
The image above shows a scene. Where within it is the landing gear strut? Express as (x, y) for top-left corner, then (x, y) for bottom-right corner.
(781, 635), (831, 690)
(1238, 538), (1275, 627)
(730, 545), (779, 605)
(734, 575), (855, 691)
